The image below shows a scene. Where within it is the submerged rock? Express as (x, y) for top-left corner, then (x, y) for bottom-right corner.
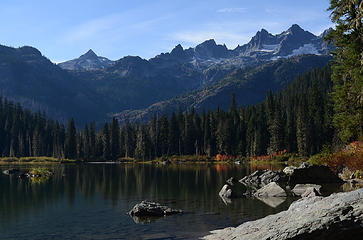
(292, 184), (322, 196)
(128, 200), (182, 217)
(203, 188), (363, 240)
(254, 182), (287, 197)
(256, 196), (286, 208)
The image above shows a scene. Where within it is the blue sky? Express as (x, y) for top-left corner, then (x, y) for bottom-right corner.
(0, 0), (333, 62)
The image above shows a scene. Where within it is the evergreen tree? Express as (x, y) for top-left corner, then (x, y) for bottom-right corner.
(111, 118), (120, 159)
(89, 122), (96, 159)
(168, 112), (179, 155)
(65, 118), (77, 159)
(102, 123), (111, 160)
(135, 124), (146, 160)
(327, 0), (363, 142)
(82, 124), (90, 161)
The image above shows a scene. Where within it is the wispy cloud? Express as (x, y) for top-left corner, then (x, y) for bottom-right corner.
(217, 8), (247, 13)
(60, 14), (123, 43)
(60, 13), (170, 44)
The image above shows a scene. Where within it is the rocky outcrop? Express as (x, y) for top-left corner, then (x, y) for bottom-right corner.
(284, 162), (343, 184)
(239, 170), (287, 190)
(128, 200), (182, 217)
(240, 163), (342, 195)
(254, 182), (287, 197)
(203, 188), (363, 240)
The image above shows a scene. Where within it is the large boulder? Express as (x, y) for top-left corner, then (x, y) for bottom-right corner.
(254, 182), (287, 197)
(292, 184), (322, 196)
(284, 162), (343, 184)
(239, 170), (287, 190)
(128, 200), (182, 217)
(203, 188), (363, 240)
(219, 177), (247, 200)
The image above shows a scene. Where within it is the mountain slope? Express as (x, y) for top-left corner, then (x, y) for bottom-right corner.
(113, 54), (331, 122)
(0, 45), (108, 123)
(0, 24), (334, 125)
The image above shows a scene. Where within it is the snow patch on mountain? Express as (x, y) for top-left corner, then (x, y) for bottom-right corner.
(288, 44), (320, 57)
(260, 44), (279, 52)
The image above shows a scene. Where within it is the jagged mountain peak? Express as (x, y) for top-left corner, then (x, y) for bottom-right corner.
(58, 49), (114, 71)
(283, 24), (316, 39)
(288, 24), (304, 32)
(197, 39), (217, 47)
(170, 44), (184, 56)
(259, 28), (271, 36)
(81, 49), (98, 58)
(234, 24), (332, 59)
(194, 39), (229, 59)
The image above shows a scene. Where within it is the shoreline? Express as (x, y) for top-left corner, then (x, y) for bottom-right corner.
(202, 188), (363, 240)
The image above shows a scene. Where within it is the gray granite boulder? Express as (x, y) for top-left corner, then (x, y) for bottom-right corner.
(128, 200), (182, 217)
(239, 170), (287, 190)
(203, 188), (363, 240)
(254, 182), (287, 197)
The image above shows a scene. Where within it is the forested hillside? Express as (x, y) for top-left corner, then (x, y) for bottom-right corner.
(0, 66), (334, 160)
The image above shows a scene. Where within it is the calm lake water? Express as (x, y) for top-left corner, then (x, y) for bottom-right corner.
(0, 162), (294, 240)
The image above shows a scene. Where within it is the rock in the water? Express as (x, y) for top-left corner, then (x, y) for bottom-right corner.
(285, 163), (343, 184)
(203, 188), (363, 240)
(254, 182), (287, 197)
(239, 170), (287, 190)
(301, 187), (321, 198)
(219, 177), (247, 200)
(128, 200), (182, 217)
(2, 168), (20, 175)
(292, 184), (322, 196)
(219, 184), (233, 198)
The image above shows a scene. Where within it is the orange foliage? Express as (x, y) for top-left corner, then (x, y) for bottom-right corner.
(250, 149), (288, 161)
(318, 141), (363, 172)
(215, 154), (234, 161)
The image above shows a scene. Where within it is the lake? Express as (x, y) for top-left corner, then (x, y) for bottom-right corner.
(0, 162), (294, 239)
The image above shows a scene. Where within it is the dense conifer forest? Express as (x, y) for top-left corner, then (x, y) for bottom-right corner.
(0, 65), (338, 161)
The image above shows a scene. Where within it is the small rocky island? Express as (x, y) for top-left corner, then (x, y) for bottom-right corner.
(128, 200), (183, 223)
(129, 200), (183, 217)
(2, 167), (53, 179)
